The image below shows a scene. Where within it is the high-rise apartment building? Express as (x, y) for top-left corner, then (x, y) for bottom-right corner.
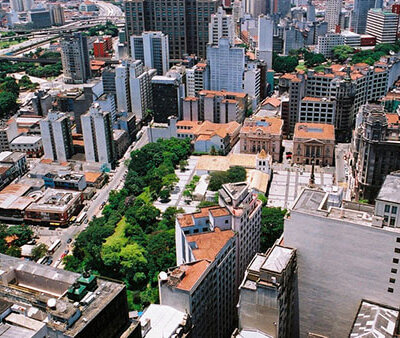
(50, 4), (65, 26)
(326, 0), (342, 31)
(366, 9), (399, 44)
(130, 31), (169, 75)
(284, 186), (400, 337)
(236, 244), (298, 338)
(81, 104), (115, 167)
(209, 7), (235, 46)
(208, 38), (245, 93)
(257, 15), (273, 69)
(351, 104), (400, 201)
(351, 0), (383, 34)
(60, 33), (91, 84)
(315, 33), (345, 57)
(40, 111), (74, 162)
(186, 62), (210, 97)
(0, 119), (18, 152)
(124, 0), (218, 59)
(115, 61), (130, 113)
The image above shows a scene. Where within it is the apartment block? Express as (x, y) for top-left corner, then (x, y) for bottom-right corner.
(10, 135), (43, 158)
(299, 97), (336, 125)
(326, 0), (342, 31)
(183, 90), (247, 123)
(284, 187), (400, 337)
(0, 119), (18, 152)
(0, 151), (27, 190)
(40, 111), (74, 162)
(81, 104), (116, 168)
(186, 62), (210, 97)
(239, 116), (283, 162)
(351, 104), (400, 201)
(130, 31), (169, 75)
(0, 256), (130, 337)
(236, 244), (297, 338)
(366, 9), (398, 44)
(209, 7), (235, 45)
(293, 123), (335, 166)
(315, 33), (344, 57)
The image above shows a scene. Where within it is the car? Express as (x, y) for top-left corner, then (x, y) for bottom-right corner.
(64, 249), (69, 255)
(84, 219), (89, 224)
(46, 258), (53, 265)
(67, 238), (72, 244)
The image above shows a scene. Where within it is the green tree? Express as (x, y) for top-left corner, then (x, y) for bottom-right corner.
(272, 55), (299, 73)
(159, 189), (170, 202)
(31, 243), (48, 261)
(0, 91), (17, 118)
(227, 166), (246, 182)
(304, 52), (326, 67)
(332, 45), (354, 62)
(260, 207), (287, 252)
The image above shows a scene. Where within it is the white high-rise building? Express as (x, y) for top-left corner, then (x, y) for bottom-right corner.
(40, 111), (74, 162)
(115, 60), (130, 113)
(81, 104), (115, 167)
(326, 0), (342, 31)
(186, 61), (210, 97)
(208, 38), (245, 93)
(366, 9), (399, 44)
(129, 60), (156, 121)
(315, 33), (345, 57)
(209, 7), (235, 46)
(130, 31), (169, 75)
(257, 15), (273, 69)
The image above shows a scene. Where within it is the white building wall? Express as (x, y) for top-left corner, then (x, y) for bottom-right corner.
(115, 63), (129, 112)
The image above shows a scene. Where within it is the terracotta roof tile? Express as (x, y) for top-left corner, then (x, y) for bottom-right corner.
(293, 122), (335, 140)
(387, 113), (400, 125)
(84, 172), (102, 183)
(175, 260), (210, 291)
(240, 117), (283, 136)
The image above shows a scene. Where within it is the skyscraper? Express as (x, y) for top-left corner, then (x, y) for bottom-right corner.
(366, 9), (399, 44)
(209, 7), (235, 46)
(326, 0), (342, 31)
(81, 104), (115, 167)
(270, 0), (291, 18)
(60, 33), (91, 84)
(257, 15), (274, 69)
(40, 111), (74, 162)
(124, 0), (218, 59)
(208, 38), (245, 92)
(50, 4), (65, 26)
(130, 31), (169, 75)
(351, 0), (383, 34)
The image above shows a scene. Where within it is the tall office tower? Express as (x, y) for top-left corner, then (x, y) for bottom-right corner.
(22, 0), (32, 11)
(10, 0), (23, 12)
(81, 103), (115, 167)
(283, 26), (305, 55)
(208, 38), (245, 93)
(60, 33), (91, 84)
(247, 0), (266, 20)
(40, 111), (74, 162)
(284, 184), (400, 337)
(218, 182), (263, 284)
(270, 0), (291, 18)
(351, 0), (383, 34)
(124, 0), (218, 59)
(102, 67), (116, 95)
(257, 15), (273, 69)
(115, 60), (130, 112)
(209, 7), (235, 45)
(351, 104), (400, 201)
(50, 4), (65, 26)
(235, 244), (298, 338)
(244, 61), (261, 108)
(129, 60), (156, 121)
(326, 0), (342, 31)
(232, 0), (242, 23)
(130, 31), (169, 75)
(307, 0), (316, 22)
(186, 61), (210, 97)
(366, 9), (399, 44)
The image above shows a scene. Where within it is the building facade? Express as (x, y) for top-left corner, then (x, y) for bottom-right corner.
(40, 111), (74, 162)
(186, 62), (210, 97)
(293, 122), (335, 166)
(299, 97), (336, 125)
(209, 7), (234, 45)
(351, 0), (383, 34)
(375, 171), (400, 228)
(239, 116), (283, 162)
(365, 9), (399, 44)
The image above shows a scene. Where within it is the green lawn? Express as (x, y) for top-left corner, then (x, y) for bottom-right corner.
(0, 39), (27, 50)
(104, 217), (129, 246)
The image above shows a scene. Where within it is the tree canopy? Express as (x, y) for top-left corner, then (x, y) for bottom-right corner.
(208, 166), (247, 191)
(272, 54), (299, 73)
(332, 45), (354, 63)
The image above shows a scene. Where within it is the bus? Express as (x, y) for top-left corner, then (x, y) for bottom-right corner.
(47, 239), (61, 255)
(76, 212), (87, 225)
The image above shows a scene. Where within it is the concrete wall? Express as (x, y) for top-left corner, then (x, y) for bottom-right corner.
(284, 210), (400, 337)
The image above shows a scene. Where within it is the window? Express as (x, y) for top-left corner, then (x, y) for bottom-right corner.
(397, 238), (400, 243)
(390, 278), (396, 283)
(390, 218), (396, 226)
(392, 206), (398, 214)
(393, 258), (399, 264)
(388, 287), (394, 293)
(193, 229), (199, 233)
(385, 205), (391, 213)
(392, 268), (398, 274)
(395, 248), (400, 253)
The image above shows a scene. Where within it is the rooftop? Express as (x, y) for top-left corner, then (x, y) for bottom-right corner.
(172, 260), (211, 291)
(25, 189), (81, 213)
(262, 245), (294, 274)
(10, 135), (41, 145)
(186, 227), (235, 261)
(350, 301), (399, 337)
(241, 117), (283, 136)
(294, 123), (335, 140)
(376, 172), (400, 204)
(198, 89), (247, 99)
(195, 153), (257, 172)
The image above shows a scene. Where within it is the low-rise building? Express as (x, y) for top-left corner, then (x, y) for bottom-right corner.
(183, 90), (247, 124)
(0, 184), (35, 222)
(43, 172), (87, 191)
(239, 117), (283, 162)
(299, 97), (336, 125)
(0, 255), (130, 338)
(293, 123), (335, 166)
(10, 135), (43, 158)
(176, 120), (241, 154)
(24, 189), (83, 226)
(237, 244), (297, 338)
(0, 151), (27, 190)
(315, 33), (344, 58)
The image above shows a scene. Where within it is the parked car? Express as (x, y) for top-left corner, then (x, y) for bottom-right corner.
(67, 238), (72, 244)
(46, 258), (53, 265)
